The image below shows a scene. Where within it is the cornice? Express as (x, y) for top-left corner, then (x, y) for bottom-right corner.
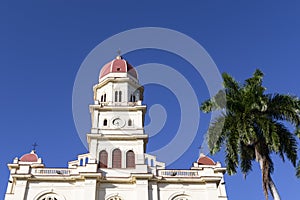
(87, 134), (148, 141)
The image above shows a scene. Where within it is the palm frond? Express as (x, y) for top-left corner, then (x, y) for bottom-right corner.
(240, 142), (255, 177)
(267, 94), (300, 126)
(274, 122), (298, 166)
(225, 130), (239, 175)
(296, 161), (300, 178)
(206, 115), (227, 154)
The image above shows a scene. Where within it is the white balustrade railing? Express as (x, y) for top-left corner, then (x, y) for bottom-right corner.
(158, 170), (200, 177)
(94, 101), (142, 107)
(32, 169), (71, 175)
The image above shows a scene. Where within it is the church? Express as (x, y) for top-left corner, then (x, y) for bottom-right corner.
(5, 55), (228, 200)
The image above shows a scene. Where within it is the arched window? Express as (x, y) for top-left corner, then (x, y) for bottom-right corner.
(128, 119), (132, 126)
(85, 157), (89, 165)
(151, 159), (154, 167)
(115, 91), (118, 102)
(130, 94), (136, 102)
(101, 93), (107, 102)
(130, 94), (133, 102)
(79, 158), (83, 166)
(126, 150), (135, 168)
(99, 150), (108, 168)
(145, 158), (148, 165)
(112, 149), (122, 168)
(114, 91), (122, 102)
(103, 119), (108, 126)
(118, 91), (122, 102)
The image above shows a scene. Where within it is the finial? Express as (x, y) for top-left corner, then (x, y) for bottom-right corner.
(116, 49), (122, 59)
(32, 142), (38, 152)
(199, 146), (204, 153)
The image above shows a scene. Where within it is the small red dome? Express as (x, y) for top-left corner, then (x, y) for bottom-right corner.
(99, 56), (138, 79)
(197, 153), (216, 165)
(20, 150), (38, 162)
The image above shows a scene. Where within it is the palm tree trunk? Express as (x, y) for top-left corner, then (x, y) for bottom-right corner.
(256, 148), (281, 200)
(257, 157), (269, 200)
(268, 176), (280, 200)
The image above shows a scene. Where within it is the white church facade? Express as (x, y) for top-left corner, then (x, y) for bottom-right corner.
(5, 56), (228, 200)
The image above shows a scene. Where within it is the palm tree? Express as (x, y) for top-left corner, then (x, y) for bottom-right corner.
(200, 69), (300, 200)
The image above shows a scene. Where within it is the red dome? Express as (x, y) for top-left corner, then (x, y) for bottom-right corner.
(99, 56), (138, 79)
(197, 153), (216, 165)
(20, 151), (38, 162)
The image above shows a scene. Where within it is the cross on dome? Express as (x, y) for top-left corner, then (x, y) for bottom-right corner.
(32, 142), (38, 151)
(116, 48), (122, 59)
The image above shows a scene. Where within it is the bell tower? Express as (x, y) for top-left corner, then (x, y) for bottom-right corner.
(87, 56), (148, 170)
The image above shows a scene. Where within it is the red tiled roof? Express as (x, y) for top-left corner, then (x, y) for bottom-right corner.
(99, 56), (137, 79)
(20, 151), (38, 162)
(197, 154), (216, 165)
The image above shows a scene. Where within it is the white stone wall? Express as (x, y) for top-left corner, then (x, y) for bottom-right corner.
(98, 110), (143, 130)
(95, 80), (141, 104)
(6, 177), (227, 200)
(96, 181), (225, 200)
(6, 180), (94, 200)
(98, 183), (136, 200)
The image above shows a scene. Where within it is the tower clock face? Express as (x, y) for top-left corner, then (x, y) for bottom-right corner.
(112, 117), (125, 128)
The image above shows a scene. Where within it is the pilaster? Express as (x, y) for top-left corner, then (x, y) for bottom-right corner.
(135, 179), (149, 200)
(84, 178), (97, 200)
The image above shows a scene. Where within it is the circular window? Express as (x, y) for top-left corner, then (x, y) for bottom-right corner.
(38, 194), (60, 200)
(107, 196), (122, 200)
(173, 195), (190, 200)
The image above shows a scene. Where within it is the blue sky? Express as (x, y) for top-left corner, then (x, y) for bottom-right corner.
(1, 1), (300, 199)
